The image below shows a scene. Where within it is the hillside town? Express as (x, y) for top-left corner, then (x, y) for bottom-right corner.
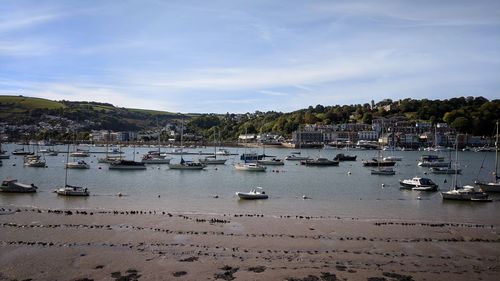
(1, 115), (495, 150)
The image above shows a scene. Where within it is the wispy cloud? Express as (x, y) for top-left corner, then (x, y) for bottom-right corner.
(313, 1), (500, 26)
(259, 90), (289, 97)
(0, 6), (66, 34)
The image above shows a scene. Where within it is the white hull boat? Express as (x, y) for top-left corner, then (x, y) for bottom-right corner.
(399, 177), (438, 191)
(441, 185), (489, 201)
(56, 185), (90, 196)
(234, 163), (266, 171)
(236, 188), (268, 200)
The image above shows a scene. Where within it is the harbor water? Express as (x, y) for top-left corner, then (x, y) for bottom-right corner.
(1, 143), (499, 224)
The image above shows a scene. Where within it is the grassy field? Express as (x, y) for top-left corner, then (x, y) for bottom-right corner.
(0, 95), (65, 110)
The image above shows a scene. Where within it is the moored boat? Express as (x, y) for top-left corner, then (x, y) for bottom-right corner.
(141, 154), (172, 164)
(399, 177), (438, 191)
(334, 153), (357, 161)
(285, 154), (310, 161)
(301, 158), (339, 166)
(362, 158), (396, 167)
(12, 148), (34, 156)
(56, 144), (90, 197)
(199, 156), (227, 165)
(0, 179), (37, 193)
(109, 160), (147, 170)
(236, 188), (268, 200)
(24, 158), (46, 167)
(65, 160), (90, 169)
(168, 156), (206, 170)
(371, 167), (396, 175)
(234, 162), (266, 171)
(69, 150), (90, 157)
(441, 185), (489, 201)
(430, 166), (462, 174)
(56, 185), (90, 196)
(257, 158), (284, 165)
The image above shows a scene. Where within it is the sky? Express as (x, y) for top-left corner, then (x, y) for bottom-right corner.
(0, 0), (499, 113)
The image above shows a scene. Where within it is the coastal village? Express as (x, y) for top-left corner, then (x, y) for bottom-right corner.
(1, 115), (495, 150)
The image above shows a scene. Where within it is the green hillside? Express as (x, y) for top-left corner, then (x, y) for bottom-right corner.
(0, 95), (179, 131)
(0, 95), (65, 110)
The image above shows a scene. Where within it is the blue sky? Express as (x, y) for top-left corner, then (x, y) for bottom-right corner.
(0, 0), (499, 113)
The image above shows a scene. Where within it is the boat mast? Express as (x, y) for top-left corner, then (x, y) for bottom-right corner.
(65, 144), (70, 187)
(495, 121), (499, 181)
(452, 133), (459, 190)
(213, 128), (217, 159)
(157, 118), (161, 155)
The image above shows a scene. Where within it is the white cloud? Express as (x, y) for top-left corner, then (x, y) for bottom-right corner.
(259, 90), (289, 97)
(313, 0), (500, 26)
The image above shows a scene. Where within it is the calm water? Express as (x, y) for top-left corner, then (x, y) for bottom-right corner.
(1, 143), (499, 224)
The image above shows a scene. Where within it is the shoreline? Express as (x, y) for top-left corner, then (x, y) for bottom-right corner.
(1, 206), (499, 281)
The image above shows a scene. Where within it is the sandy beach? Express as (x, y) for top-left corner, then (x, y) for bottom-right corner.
(0, 207), (499, 281)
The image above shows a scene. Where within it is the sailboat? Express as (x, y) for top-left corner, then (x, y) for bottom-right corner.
(367, 129), (395, 172)
(257, 142), (284, 165)
(234, 129), (266, 171)
(109, 145), (147, 170)
(441, 134), (489, 201)
(98, 131), (124, 163)
(142, 127), (172, 164)
(24, 145), (46, 167)
(56, 144), (90, 196)
(168, 117), (206, 170)
(475, 121), (500, 192)
(199, 129), (227, 165)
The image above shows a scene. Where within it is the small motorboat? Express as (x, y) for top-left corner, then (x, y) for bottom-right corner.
(236, 188), (268, 200)
(399, 177), (438, 191)
(0, 179), (37, 193)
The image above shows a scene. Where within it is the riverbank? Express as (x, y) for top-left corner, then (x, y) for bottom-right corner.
(0, 207), (498, 281)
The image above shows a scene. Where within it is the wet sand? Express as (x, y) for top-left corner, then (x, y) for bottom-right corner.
(0, 207), (499, 281)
